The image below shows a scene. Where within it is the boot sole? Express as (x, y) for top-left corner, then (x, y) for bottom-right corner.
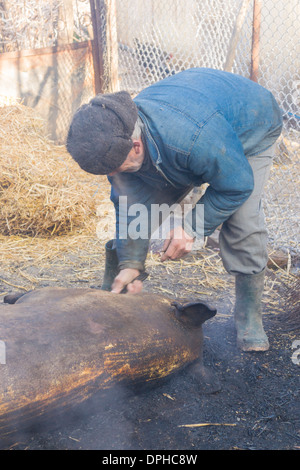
(237, 338), (270, 352)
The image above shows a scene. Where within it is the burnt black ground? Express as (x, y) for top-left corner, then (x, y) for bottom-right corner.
(0, 246), (299, 451)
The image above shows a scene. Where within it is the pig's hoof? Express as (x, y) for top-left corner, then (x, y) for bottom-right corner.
(189, 362), (221, 394)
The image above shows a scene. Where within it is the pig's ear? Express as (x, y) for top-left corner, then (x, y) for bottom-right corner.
(171, 301), (216, 328)
(4, 290), (34, 304)
(4, 292), (27, 304)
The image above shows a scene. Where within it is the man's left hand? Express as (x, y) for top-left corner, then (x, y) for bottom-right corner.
(160, 226), (194, 261)
(111, 268), (143, 294)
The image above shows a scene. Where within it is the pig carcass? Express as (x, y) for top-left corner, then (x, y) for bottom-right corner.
(0, 287), (217, 440)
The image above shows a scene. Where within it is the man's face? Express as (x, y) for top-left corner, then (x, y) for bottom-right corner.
(108, 138), (144, 177)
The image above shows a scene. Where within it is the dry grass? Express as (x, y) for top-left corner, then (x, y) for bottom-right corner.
(0, 98), (298, 326)
(0, 97), (111, 237)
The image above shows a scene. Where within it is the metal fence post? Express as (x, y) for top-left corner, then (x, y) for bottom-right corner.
(90, 0), (106, 94)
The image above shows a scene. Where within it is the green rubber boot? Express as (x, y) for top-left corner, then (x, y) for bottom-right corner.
(101, 240), (119, 291)
(234, 268), (269, 352)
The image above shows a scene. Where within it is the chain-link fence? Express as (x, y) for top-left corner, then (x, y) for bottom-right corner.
(0, 0), (299, 254)
(0, 0), (92, 51)
(0, 0), (95, 141)
(109, 0), (300, 255)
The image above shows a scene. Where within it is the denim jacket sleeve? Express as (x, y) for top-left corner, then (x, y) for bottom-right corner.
(109, 171), (187, 270)
(186, 112), (254, 236)
(109, 172), (150, 271)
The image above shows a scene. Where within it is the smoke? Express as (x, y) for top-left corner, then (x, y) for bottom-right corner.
(0, 381), (137, 450)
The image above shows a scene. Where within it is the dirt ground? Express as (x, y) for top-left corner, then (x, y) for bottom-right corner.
(0, 235), (299, 451)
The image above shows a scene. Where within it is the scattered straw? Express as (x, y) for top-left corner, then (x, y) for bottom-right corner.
(0, 97), (111, 237)
(0, 98), (297, 314)
(178, 423), (237, 428)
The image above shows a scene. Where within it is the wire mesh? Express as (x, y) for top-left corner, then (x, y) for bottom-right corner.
(0, 0), (92, 51)
(0, 0), (298, 254)
(114, 0), (299, 255)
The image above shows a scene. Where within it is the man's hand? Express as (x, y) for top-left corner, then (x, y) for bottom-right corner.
(160, 226), (194, 262)
(111, 268), (143, 294)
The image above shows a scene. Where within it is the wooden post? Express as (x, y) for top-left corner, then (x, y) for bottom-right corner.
(250, 0), (262, 82)
(106, 0), (119, 92)
(90, 0), (106, 94)
(57, 0), (74, 45)
(224, 0), (251, 72)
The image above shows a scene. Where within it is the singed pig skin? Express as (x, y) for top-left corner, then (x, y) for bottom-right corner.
(0, 287), (216, 440)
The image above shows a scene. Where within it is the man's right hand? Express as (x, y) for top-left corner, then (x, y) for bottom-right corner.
(111, 268), (143, 294)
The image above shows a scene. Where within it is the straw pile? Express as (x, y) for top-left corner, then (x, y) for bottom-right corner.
(0, 98), (110, 237)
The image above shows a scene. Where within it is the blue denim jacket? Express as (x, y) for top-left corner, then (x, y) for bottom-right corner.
(109, 68), (283, 271)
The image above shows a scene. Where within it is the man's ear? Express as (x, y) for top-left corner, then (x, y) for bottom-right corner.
(132, 139), (141, 154)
